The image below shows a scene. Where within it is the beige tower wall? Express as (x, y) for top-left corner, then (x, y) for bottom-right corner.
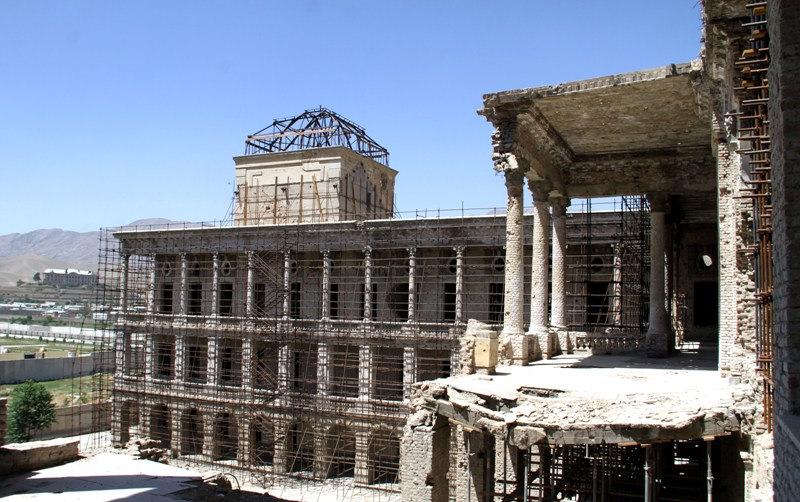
(233, 147), (396, 225)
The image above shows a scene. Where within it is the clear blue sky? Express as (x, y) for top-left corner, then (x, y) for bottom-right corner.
(0, 1), (701, 234)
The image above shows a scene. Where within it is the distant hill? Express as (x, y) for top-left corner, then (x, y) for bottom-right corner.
(0, 219), (174, 286)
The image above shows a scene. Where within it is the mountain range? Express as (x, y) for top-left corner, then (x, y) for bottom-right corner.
(0, 219), (173, 286)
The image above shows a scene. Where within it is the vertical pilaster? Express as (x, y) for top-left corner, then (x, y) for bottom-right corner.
(202, 412), (214, 458)
(550, 197), (570, 354)
(528, 183), (551, 359)
(407, 247), (417, 323)
(145, 334), (155, 380)
(210, 253), (219, 321)
(170, 405), (181, 454)
(179, 253), (188, 319)
(400, 414), (450, 502)
(278, 345), (289, 392)
(354, 430), (371, 485)
(238, 414), (251, 465)
(246, 251), (255, 318)
(119, 254), (130, 312)
(283, 250), (291, 319)
(317, 342), (330, 396)
(359, 345), (372, 400)
(403, 346), (416, 401)
(611, 244), (623, 326)
(363, 246), (372, 321)
(114, 331), (125, 378)
(500, 167), (527, 364)
(647, 195), (670, 358)
(454, 246), (465, 324)
(174, 332), (185, 383)
(242, 335), (253, 390)
(148, 255), (157, 314)
(321, 251), (331, 320)
(206, 336), (218, 386)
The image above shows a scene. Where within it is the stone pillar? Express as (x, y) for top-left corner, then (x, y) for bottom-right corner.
(210, 253), (219, 321)
(283, 250), (291, 319)
(611, 244), (623, 326)
(321, 251), (331, 320)
(119, 254), (130, 312)
(550, 197), (570, 354)
(246, 251), (255, 318)
(646, 195), (670, 358)
(206, 336), (218, 386)
(278, 345), (290, 392)
(403, 346), (416, 401)
(170, 406), (181, 454)
(317, 342), (330, 396)
(354, 430), (371, 484)
(179, 253), (188, 319)
(313, 425), (328, 478)
(202, 412), (214, 458)
(242, 335), (253, 390)
(359, 345), (372, 400)
(454, 246), (465, 324)
(494, 434), (522, 501)
(363, 246), (372, 321)
(114, 331), (125, 377)
(144, 333), (155, 380)
(174, 332), (185, 383)
(238, 414), (251, 465)
(148, 255), (157, 314)
(500, 168), (527, 364)
(400, 412), (450, 502)
(407, 247), (417, 323)
(272, 419), (287, 474)
(528, 183), (551, 358)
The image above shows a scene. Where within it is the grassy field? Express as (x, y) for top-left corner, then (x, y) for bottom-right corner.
(0, 373), (110, 407)
(0, 335), (93, 360)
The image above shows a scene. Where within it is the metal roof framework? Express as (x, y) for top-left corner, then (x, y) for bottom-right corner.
(244, 107), (390, 165)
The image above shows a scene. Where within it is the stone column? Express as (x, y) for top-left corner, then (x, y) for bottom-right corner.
(407, 247), (417, 323)
(400, 413), (450, 502)
(354, 430), (371, 484)
(454, 246), (465, 324)
(238, 414), (251, 465)
(246, 251), (255, 318)
(145, 333), (155, 380)
(611, 244), (623, 326)
(277, 345), (289, 392)
(550, 197), (570, 354)
(114, 331), (125, 378)
(402, 346), (416, 401)
(206, 336), (218, 386)
(363, 246), (372, 321)
(170, 406), (182, 454)
(202, 412), (214, 458)
(528, 183), (551, 358)
(359, 345), (372, 400)
(242, 336), (253, 390)
(647, 195), (670, 357)
(283, 250), (291, 319)
(210, 253), (219, 321)
(174, 332), (185, 383)
(317, 342), (330, 396)
(119, 254), (130, 312)
(500, 168), (527, 364)
(321, 251), (331, 320)
(147, 256), (157, 314)
(179, 253), (188, 319)
(272, 419), (288, 474)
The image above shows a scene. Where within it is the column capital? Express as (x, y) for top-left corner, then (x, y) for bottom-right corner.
(453, 245), (465, 256)
(527, 179), (552, 202)
(363, 245), (372, 257)
(321, 249), (330, 258)
(550, 196), (570, 216)
(406, 246), (417, 258)
(503, 167), (526, 196)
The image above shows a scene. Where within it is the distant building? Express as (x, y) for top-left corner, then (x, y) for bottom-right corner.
(42, 268), (97, 288)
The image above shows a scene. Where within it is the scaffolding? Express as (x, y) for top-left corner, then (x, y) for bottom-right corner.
(735, 1), (773, 430)
(568, 196), (650, 350)
(86, 198), (651, 498)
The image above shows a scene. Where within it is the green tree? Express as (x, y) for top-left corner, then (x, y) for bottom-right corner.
(7, 381), (56, 442)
